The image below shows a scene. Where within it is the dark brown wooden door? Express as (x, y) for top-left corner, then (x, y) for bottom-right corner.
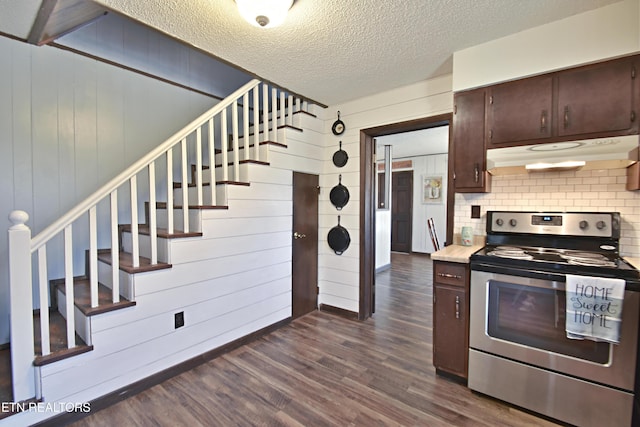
(487, 75), (553, 147)
(452, 89), (490, 192)
(391, 171), (412, 253)
(292, 172), (319, 319)
(557, 56), (638, 138)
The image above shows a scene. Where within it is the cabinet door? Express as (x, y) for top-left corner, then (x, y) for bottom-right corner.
(453, 89), (490, 192)
(487, 75), (553, 147)
(557, 56), (637, 138)
(433, 285), (467, 378)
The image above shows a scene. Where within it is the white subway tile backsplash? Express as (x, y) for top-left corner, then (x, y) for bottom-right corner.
(454, 166), (640, 257)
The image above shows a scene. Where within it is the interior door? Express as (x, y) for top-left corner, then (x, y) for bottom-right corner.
(292, 172), (319, 319)
(391, 170), (413, 253)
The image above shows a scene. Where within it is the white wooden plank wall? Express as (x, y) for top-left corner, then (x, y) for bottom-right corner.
(318, 75), (454, 314)
(0, 37), (214, 345)
(36, 164), (294, 404)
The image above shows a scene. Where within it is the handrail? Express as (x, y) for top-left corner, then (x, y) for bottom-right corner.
(30, 79), (261, 252)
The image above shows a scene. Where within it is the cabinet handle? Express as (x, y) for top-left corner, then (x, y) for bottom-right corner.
(631, 111), (636, 123)
(474, 164), (479, 183)
(540, 110), (547, 131)
(564, 106), (570, 128)
(437, 273), (462, 279)
(455, 295), (460, 319)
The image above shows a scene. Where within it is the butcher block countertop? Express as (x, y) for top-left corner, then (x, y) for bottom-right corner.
(431, 244), (483, 264)
(625, 257), (640, 270)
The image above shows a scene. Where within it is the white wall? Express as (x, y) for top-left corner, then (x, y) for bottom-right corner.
(408, 154), (448, 253)
(318, 75), (453, 313)
(375, 209), (391, 270)
(0, 36), (215, 345)
(453, 0), (640, 91)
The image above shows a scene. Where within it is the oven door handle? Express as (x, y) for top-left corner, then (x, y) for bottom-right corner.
(471, 263), (567, 291)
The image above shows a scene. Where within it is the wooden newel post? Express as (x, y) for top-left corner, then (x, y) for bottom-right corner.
(8, 210), (36, 401)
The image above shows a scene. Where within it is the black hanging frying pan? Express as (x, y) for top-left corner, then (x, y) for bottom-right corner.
(332, 141), (348, 168)
(330, 174), (350, 210)
(328, 216), (350, 255)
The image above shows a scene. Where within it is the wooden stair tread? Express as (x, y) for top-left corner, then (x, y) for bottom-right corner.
(97, 250), (172, 274)
(155, 202), (228, 210)
(120, 224), (203, 239)
(53, 278), (136, 316)
(174, 180), (251, 188)
(33, 310), (93, 366)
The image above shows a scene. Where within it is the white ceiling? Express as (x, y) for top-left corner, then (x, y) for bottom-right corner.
(0, 0), (623, 106)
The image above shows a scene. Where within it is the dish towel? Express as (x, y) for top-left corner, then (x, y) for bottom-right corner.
(565, 274), (625, 344)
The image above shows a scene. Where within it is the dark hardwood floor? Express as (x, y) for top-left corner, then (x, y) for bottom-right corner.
(0, 347), (11, 404)
(69, 253), (558, 426)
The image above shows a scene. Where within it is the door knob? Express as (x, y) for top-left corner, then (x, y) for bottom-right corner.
(293, 231), (306, 239)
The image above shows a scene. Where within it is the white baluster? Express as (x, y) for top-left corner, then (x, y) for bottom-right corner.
(148, 163), (157, 264)
(8, 210), (36, 401)
(64, 225), (75, 348)
(196, 127), (203, 206)
(263, 84), (269, 142)
(232, 100), (240, 181)
(37, 246), (50, 356)
(279, 91), (285, 128)
(110, 190), (120, 303)
(89, 206), (98, 307)
(130, 176), (139, 268)
(208, 118), (217, 206)
(181, 138), (189, 232)
(243, 92), (250, 160)
(287, 94), (293, 126)
(271, 87), (277, 142)
(221, 108), (229, 182)
(295, 97), (301, 114)
(166, 151), (174, 234)
(253, 86), (260, 160)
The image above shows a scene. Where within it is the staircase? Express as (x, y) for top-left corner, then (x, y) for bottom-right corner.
(5, 79), (320, 422)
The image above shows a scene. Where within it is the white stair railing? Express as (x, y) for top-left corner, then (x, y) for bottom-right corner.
(7, 79), (312, 402)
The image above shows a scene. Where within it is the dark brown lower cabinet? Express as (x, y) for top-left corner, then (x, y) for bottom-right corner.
(433, 260), (470, 380)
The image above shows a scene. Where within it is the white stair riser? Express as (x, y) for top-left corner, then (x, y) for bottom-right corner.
(156, 207), (203, 232)
(173, 187), (231, 209)
(203, 164), (250, 185)
(56, 289), (91, 345)
(121, 232), (170, 264)
(97, 261), (135, 301)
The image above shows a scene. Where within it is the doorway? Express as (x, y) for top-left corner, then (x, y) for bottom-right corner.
(359, 114), (454, 320)
(391, 171), (413, 253)
(292, 172), (319, 319)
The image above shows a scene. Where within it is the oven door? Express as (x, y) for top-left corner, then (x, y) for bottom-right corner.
(470, 268), (639, 391)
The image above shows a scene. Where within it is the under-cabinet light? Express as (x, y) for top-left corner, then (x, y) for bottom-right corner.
(525, 160), (586, 172)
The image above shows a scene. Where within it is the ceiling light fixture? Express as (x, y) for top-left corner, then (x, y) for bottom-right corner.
(236, 0), (293, 28)
(525, 160), (586, 172)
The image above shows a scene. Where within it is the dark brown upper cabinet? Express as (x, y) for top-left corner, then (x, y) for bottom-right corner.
(487, 75), (553, 146)
(485, 54), (639, 149)
(557, 56), (638, 138)
(453, 88), (491, 193)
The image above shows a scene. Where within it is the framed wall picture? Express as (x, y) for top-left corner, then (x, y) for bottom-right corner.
(423, 175), (443, 204)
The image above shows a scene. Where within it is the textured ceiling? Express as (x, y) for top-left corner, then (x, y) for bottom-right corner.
(0, 0), (623, 105)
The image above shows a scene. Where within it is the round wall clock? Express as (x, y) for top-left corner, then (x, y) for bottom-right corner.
(332, 111), (345, 135)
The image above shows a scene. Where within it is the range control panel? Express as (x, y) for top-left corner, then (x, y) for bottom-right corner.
(487, 211), (620, 238)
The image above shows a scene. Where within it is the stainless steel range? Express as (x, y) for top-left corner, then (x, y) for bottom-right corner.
(469, 211), (640, 427)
